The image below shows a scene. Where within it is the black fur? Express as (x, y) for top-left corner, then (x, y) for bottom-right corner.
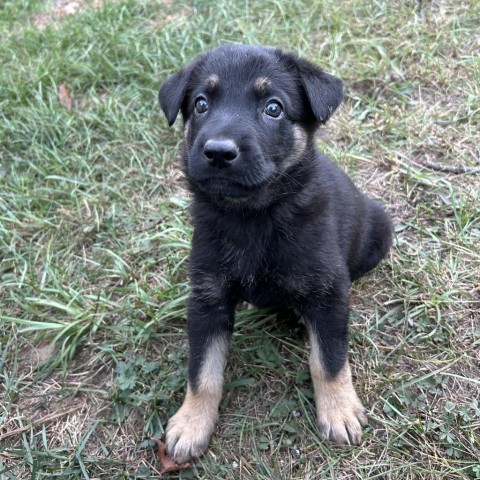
(159, 44), (392, 395)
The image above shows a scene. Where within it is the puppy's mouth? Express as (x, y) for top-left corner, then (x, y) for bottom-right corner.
(195, 177), (265, 199)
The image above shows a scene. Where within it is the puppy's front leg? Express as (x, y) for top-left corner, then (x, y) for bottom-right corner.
(166, 300), (234, 464)
(301, 291), (367, 445)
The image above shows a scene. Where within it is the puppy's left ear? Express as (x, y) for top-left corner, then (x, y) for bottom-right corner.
(158, 63), (195, 126)
(293, 56), (344, 124)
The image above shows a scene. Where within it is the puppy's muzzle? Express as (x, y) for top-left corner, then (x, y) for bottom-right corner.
(203, 139), (239, 169)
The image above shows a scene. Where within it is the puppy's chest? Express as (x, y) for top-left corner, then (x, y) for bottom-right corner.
(219, 232), (315, 306)
(220, 236), (268, 279)
(220, 229), (281, 278)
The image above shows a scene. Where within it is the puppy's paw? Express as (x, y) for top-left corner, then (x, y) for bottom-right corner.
(316, 389), (367, 445)
(165, 405), (217, 464)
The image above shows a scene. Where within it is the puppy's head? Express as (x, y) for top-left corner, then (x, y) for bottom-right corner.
(159, 44), (343, 204)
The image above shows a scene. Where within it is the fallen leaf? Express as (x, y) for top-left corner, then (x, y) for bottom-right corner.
(59, 82), (73, 110)
(152, 438), (191, 475)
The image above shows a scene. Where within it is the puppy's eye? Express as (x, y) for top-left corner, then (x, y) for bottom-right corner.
(195, 97), (208, 114)
(264, 100), (283, 118)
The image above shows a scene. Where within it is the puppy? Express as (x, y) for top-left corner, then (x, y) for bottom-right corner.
(158, 44), (392, 463)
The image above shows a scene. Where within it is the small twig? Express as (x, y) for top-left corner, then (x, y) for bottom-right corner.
(0, 405), (82, 441)
(412, 160), (480, 174)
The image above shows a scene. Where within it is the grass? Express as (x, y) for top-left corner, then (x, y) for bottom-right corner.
(1, 0), (479, 478)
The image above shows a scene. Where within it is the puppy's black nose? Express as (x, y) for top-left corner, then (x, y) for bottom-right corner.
(203, 139), (239, 168)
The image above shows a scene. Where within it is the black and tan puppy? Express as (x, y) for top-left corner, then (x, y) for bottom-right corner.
(158, 44), (392, 463)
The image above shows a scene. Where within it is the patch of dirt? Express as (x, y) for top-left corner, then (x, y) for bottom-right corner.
(1, 344), (158, 477)
(147, 5), (192, 31)
(23, 341), (57, 367)
(33, 0), (107, 30)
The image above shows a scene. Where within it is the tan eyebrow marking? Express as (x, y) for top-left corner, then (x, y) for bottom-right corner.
(206, 74), (220, 89)
(254, 76), (272, 93)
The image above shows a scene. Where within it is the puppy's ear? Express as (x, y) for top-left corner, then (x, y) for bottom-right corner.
(293, 56), (344, 124)
(158, 63), (195, 126)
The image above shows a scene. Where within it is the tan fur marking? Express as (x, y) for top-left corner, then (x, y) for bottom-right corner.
(165, 336), (228, 463)
(254, 76), (272, 93)
(183, 118), (191, 141)
(206, 74), (220, 89)
(308, 329), (367, 445)
(283, 125), (308, 170)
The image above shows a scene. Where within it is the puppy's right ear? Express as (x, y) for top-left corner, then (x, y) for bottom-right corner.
(158, 64), (195, 126)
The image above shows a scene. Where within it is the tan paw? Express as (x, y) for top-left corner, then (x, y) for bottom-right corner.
(165, 403), (217, 464)
(317, 390), (367, 445)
